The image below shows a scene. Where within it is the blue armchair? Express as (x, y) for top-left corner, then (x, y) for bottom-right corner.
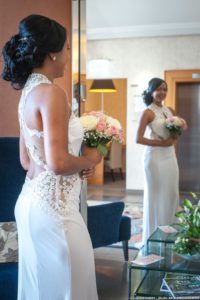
(0, 137), (131, 300)
(0, 137), (25, 300)
(88, 201), (131, 261)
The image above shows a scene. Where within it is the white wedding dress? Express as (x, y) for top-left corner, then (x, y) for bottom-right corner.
(142, 103), (179, 244)
(15, 73), (99, 300)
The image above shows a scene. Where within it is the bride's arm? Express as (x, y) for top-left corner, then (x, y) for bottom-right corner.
(136, 109), (175, 147)
(40, 84), (101, 175)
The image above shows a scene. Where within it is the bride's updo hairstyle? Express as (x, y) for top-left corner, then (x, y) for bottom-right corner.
(142, 77), (167, 106)
(2, 14), (66, 89)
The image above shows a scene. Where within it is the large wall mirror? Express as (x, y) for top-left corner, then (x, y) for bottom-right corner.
(86, 0), (200, 192)
(72, 0), (86, 117)
(72, 0), (87, 221)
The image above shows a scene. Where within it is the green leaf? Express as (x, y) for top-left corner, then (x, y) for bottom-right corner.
(175, 211), (185, 218)
(190, 192), (198, 199)
(97, 144), (108, 157)
(183, 199), (193, 209)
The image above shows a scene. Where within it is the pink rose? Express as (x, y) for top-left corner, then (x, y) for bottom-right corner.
(114, 129), (124, 143)
(167, 116), (175, 123)
(105, 126), (118, 136)
(96, 121), (107, 132)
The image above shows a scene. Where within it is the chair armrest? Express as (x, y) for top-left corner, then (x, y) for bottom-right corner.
(87, 201), (124, 248)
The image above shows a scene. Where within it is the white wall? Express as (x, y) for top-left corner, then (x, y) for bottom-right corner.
(87, 35), (200, 190)
(87, 0), (200, 40)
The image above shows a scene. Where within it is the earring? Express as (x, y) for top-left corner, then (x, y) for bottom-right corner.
(52, 56), (56, 61)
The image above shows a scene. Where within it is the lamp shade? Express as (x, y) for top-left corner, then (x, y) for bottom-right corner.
(89, 79), (116, 93)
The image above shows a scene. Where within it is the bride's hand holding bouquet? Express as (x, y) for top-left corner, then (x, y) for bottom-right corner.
(80, 111), (124, 158)
(82, 144), (102, 165)
(164, 116), (188, 139)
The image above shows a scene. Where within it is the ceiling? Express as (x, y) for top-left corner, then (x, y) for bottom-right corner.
(87, 0), (200, 39)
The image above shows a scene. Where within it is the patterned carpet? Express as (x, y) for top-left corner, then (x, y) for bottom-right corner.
(123, 202), (143, 249)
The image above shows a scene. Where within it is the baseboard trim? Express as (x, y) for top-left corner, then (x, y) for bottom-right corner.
(126, 189), (143, 195)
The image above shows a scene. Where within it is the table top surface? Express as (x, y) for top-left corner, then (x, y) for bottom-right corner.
(129, 225), (200, 274)
(147, 224), (182, 243)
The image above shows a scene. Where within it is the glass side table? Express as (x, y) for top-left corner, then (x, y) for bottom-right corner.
(147, 224), (182, 245)
(128, 238), (200, 299)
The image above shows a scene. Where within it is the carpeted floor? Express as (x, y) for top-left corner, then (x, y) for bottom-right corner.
(123, 202), (143, 248)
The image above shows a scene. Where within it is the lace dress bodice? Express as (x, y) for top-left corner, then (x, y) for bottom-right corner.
(148, 103), (173, 140)
(18, 73), (84, 219)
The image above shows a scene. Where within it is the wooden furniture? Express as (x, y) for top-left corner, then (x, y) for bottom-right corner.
(88, 159), (104, 185)
(87, 144), (126, 185)
(104, 141), (123, 181)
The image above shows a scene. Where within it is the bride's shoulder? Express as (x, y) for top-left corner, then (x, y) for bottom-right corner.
(36, 84), (68, 114)
(144, 107), (155, 116)
(139, 107), (155, 123)
(39, 84), (67, 102)
(42, 83), (65, 95)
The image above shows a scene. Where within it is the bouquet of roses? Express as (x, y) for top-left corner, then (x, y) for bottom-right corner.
(80, 111), (124, 156)
(164, 116), (188, 137)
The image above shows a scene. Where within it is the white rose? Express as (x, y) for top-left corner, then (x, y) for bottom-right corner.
(106, 116), (121, 129)
(173, 117), (183, 126)
(79, 115), (98, 130)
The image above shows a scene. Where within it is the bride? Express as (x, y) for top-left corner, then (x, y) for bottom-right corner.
(2, 14), (101, 300)
(136, 77), (179, 244)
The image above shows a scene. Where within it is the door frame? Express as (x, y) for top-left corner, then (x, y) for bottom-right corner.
(164, 69), (200, 111)
(165, 69), (200, 192)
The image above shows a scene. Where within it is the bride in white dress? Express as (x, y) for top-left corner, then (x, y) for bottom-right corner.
(136, 78), (179, 244)
(2, 15), (101, 300)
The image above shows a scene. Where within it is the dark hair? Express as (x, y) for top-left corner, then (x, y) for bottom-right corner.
(142, 77), (167, 106)
(1, 14), (66, 89)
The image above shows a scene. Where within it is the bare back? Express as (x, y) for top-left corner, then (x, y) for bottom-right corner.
(19, 73), (52, 179)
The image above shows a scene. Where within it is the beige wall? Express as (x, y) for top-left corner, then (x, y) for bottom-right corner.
(0, 0), (72, 137)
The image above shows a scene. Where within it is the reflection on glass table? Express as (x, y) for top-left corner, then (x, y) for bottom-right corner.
(128, 235), (200, 299)
(147, 223), (182, 244)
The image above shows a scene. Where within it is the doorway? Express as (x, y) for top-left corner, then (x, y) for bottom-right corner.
(165, 70), (200, 192)
(176, 83), (200, 192)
